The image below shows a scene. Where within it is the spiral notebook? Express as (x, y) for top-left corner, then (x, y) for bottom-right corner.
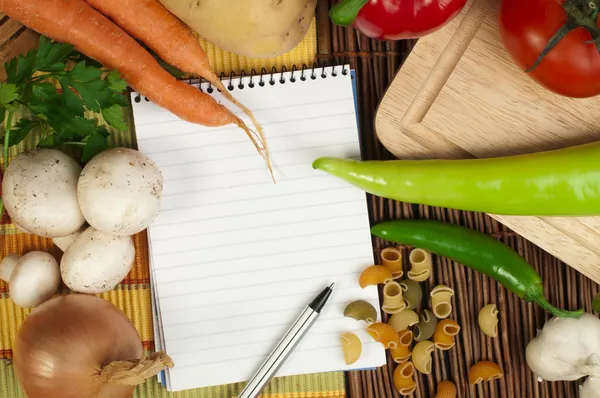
(131, 65), (387, 392)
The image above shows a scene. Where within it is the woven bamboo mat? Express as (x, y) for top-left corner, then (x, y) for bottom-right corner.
(313, 1), (599, 397)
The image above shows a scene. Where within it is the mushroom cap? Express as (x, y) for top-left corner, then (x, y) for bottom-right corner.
(60, 226), (135, 294)
(2, 149), (85, 238)
(9, 252), (60, 308)
(77, 148), (163, 236)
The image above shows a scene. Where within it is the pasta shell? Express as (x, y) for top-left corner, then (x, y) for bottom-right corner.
(400, 279), (423, 310)
(434, 380), (457, 398)
(469, 361), (504, 385)
(367, 322), (400, 349)
(433, 319), (461, 350)
(382, 281), (406, 314)
(412, 340), (434, 375)
(408, 248), (432, 282)
(393, 361), (417, 396)
(359, 265), (393, 288)
(430, 285), (454, 319)
(381, 247), (403, 278)
(340, 332), (362, 365)
(344, 300), (378, 324)
(390, 329), (413, 363)
(478, 304), (499, 338)
(414, 309), (438, 342)
(388, 309), (419, 331)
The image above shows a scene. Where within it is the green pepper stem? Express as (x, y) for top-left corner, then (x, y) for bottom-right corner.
(532, 294), (583, 318)
(329, 0), (370, 27)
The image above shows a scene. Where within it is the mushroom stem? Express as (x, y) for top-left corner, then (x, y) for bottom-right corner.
(52, 227), (86, 252)
(0, 254), (21, 282)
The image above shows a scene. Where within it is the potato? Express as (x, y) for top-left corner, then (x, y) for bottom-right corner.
(159, 0), (317, 58)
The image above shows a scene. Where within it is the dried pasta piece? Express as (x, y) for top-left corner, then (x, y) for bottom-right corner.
(359, 265), (393, 288)
(433, 319), (461, 350)
(400, 279), (422, 310)
(414, 309), (438, 342)
(382, 281), (406, 314)
(344, 300), (378, 324)
(381, 247), (403, 278)
(367, 322), (400, 349)
(434, 380), (457, 398)
(469, 361), (504, 385)
(388, 309), (419, 331)
(412, 340), (435, 374)
(478, 304), (499, 338)
(408, 248), (432, 282)
(393, 361), (417, 396)
(340, 332), (362, 365)
(390, 329), (413, 363)
(430, 285), (454, 319)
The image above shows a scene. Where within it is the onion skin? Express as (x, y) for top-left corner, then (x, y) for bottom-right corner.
(14, 294), (143, 398)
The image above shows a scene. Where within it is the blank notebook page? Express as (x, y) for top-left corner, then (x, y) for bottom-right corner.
(131, 65), (387, 392)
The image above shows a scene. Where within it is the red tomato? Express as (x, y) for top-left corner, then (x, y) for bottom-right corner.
(499, 0), (600, 98)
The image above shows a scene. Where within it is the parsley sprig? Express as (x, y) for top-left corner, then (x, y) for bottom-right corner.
(0, 35), (128, 219)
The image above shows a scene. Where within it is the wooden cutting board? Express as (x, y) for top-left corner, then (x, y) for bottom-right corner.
(375, 0), (600, 284)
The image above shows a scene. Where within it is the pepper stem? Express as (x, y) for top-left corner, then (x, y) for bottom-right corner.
(532, 294), (583, 318)
(329, 0), (370, 27)
(527, 0), (600, 71)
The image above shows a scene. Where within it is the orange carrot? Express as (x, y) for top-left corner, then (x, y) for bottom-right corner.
(83, 0), (270, 171)
(0, 0), (266, 159)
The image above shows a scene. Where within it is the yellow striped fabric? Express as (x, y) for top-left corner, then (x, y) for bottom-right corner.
(0, 21), (345, 398)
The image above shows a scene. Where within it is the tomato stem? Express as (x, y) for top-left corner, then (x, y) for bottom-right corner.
(527, 0), (600, 72)
(329, 0), (370, 27)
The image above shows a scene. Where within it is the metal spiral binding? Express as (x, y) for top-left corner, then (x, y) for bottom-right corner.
(132, 63), (349, 102)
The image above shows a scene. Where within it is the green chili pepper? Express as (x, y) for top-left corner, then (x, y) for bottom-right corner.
(312, 142), (600, 216)
(371, 219), (583, 318)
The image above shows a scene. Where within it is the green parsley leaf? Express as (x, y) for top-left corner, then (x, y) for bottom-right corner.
(35, 36), (74, 72)
(8, 119), (40, 147)
(81, 133), (110, 162)
(37, 133), (62, 148)
(59, 77), (111, 112)
(101, 104), (127, 131)
(13, 49), (37, 85)
(31, 83), (57, 103)
(53, 115), (97, 140)
(0, 83), (19, 106)
(106, 70), (128, 93)
(59, 81), (85, 117)
(68, 61), (102, 82)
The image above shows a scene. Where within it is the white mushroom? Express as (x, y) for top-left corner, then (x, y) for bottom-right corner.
(60, 226), (135, 294)
(52, 225), (87, 252)
(12, 221), (30, 234)
(0, 252), (60, 308)
(1, 149), (85, 238)
(77, 147), (163, 236)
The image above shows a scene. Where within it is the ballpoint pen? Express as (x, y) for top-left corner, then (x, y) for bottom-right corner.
(238, 282), (335, 398)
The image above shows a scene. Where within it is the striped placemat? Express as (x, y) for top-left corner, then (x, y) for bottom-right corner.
(0, 20), (346, 397)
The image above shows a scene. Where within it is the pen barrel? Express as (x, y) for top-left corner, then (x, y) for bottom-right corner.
(238, 307), (319, 398)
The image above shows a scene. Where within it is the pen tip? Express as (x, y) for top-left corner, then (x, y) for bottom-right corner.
(329, 282), (335, 289)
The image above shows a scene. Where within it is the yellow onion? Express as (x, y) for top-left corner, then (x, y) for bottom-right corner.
(14, 294), (173, 398)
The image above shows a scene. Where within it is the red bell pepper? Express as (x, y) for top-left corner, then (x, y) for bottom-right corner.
(329, 0), (468, 41)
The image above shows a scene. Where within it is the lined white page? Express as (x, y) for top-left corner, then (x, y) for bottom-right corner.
(132, 66), (386, 392)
